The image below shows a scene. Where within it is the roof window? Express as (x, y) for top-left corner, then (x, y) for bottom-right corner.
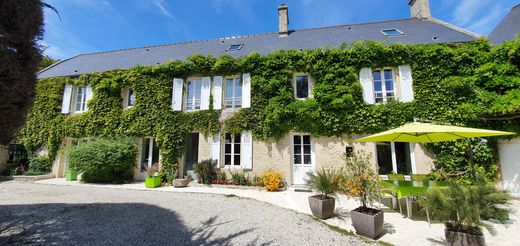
(227, 44), (243, 51)
(381, 29), (404, 36)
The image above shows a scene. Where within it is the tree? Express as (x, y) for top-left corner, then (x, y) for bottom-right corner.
(38, 55), (60, 71)
(0, 0), (51, 145)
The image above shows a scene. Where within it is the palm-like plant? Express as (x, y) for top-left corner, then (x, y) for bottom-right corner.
(305, 168), (341, 199)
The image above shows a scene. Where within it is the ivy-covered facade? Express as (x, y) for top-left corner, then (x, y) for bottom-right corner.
(20, 3), (520, 184)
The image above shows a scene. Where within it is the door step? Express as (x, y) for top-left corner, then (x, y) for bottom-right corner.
(289, 185), (312, 192)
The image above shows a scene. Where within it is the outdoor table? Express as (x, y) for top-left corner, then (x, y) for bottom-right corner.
(381, 180), (447, 219)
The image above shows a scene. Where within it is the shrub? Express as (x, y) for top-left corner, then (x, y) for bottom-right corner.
(24, 155), (51, 175)
(217, 172), (227, 183)
(231, 171), (247, 185)
(340, 151), (381, 209)
(259, 170), (284, 191)
(305, 168), (340, 199)
(159, 162), (178, 184)
(193, 159), (217, 184)
(68, 137), (136, 184)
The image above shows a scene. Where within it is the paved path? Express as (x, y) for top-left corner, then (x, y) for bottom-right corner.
(0, 181), (368, 245)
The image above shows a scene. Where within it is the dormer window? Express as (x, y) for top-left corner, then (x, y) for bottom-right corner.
(227, 44), (243, 51)
(381, 29), (404, 36)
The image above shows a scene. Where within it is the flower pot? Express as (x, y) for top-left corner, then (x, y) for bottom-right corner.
(308, 195), (335, 219)
(173, 178), (189, 188)
(65, 169), (78, 181)
(351, 206), (384, 239)
(445, 229), (485, 246)
(145, 176), (161, 188)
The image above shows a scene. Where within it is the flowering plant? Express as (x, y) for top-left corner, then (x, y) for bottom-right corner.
(340, 151), (381, 209)
(259, 170), (284, 191)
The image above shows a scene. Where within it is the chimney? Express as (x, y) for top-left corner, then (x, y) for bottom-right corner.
(278, 4), (289, 37)
(408, 0), (431, 19)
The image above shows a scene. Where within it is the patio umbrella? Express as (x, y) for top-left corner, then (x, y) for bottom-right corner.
(355, 122), (514, 143)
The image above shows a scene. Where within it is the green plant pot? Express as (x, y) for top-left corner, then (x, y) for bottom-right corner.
(65, 169), (78, 181)
(145, 176), (161, 188)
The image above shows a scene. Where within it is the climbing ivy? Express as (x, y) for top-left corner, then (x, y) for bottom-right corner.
(18, 38), (520, 182)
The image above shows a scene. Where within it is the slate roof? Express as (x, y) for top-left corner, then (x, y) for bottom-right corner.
(39, 17), (479, 79)
(489, 4), (520, 45)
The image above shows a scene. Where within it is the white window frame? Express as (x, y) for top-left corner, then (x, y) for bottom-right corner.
(224, 76), (242, 108)
(292, 134), (313, 165)
(75, 86), (87, 113)
(376, 142), (416, 174)
(224, 133), (241, 167)
(124, 87), (135, 109)
(372, 68), (396, 103)
(185, 78), (202, 111)
(293, 73), (312, 100)
(141, 137), (159, 172)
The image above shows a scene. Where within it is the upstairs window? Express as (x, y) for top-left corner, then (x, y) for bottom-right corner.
(373, 69), (395, 103)
(75, 86), (87, 112)
(186, 79), (202, 110)
(224, 133), (241, 166)
(124, 87), (135, 108)
(225, 77), (242, 108)
(294, 74), (311, 99)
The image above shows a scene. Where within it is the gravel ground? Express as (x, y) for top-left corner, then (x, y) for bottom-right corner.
(0, 181), (369, 245)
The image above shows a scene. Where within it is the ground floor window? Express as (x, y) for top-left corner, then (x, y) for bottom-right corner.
(224, 133), (240, 166)
(376, 142), (414, 175)
(141, 137), (159, 172)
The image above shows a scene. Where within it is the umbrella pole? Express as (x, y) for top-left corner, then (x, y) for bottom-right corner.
(468, 141), (477, 183)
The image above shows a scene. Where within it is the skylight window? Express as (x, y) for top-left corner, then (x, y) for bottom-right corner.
(381, 29), (404, 36)
(227, 44), (243, 51)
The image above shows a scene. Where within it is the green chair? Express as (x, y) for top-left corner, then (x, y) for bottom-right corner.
(387, 173), (405, 181)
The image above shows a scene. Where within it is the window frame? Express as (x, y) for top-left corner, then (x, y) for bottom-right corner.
(124, 87), (135, 109)
(372, 68), (397, 103)
(74, 85), (87, 113)
(226, 44), (243, 51)
(381, 29), (404, 36)
(224, 76), (242, 109)
(185, 78), (202, 111)
(141, 137), (160, 172)
(224, 133), (241, 167)
(293, 73), (312, 100)
(375, 142), (416, 175)
(292, 134), (313, 165)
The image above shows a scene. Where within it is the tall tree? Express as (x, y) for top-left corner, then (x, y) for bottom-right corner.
(0, 0), (47, 145)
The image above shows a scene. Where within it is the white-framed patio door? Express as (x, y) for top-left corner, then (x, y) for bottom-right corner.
(292, 134), (315, 185)
(139, 137), (159, 180)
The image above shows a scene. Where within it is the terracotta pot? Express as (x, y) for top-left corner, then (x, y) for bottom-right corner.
(172, 178), (189, 187)
(308, 195), (335, 219)
(351, 207), (384, 239)
(445, 229), (485, 246)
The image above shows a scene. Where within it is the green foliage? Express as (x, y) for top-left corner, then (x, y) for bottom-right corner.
(39, 55), (60, 70)
(67, 137), (136, 183)
(17, 38), (520, 184)
(193, 159), (217, 184)
(159, 162), (178, 184)
(340, 151), (381, 209)
(419, 180), (511, 236)
(24, 155), (51, 175)
(230, 171), (247, 185)
(305, 168), (340, 199)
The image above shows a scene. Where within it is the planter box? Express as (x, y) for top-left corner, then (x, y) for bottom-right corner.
(65, 170), (78, 181)
(308, 195), (335, 219)
(145, 176), (161, 188)
(351, 207), (384, 239)
(445, 229), (485, 246)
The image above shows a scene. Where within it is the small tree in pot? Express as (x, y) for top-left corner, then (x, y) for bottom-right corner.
(419, 179), (510, 246)
(305, 168), (340, 219)
(340, 151), (383, 239)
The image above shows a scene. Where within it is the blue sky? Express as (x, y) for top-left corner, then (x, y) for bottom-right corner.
(42, 0), (519, 59)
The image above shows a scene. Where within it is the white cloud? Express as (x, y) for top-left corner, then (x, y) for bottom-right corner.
(211, 0), (258, 25)
(152, 0), (175, 19)
(39, 40), (65, 58)
(466, 4), (507, 34)
(447, 0), (511, 35)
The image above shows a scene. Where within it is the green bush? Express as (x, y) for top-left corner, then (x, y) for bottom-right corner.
(193, 159), (217, 184)
(24, 155), (51, 175)
(305, 168), (340, 199)
(68, 137), (136, 183)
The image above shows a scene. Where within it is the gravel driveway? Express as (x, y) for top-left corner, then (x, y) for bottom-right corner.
(0, 181), (369, 245)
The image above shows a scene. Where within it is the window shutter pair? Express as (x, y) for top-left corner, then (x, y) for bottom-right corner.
(359, 66), (414, 104)
(61, 84), (93, 113)
(172, 73), (251, 111)
(210, 131), (252, 169)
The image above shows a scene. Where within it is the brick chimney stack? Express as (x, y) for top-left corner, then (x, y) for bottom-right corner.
(409, 0), (431, 19)
(278, 4), (289, 37)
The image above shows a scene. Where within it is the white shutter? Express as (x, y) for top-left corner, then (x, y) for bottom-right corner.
(201, 77), (211, 110)
(398, 65), (414, 102)
(241, 131), (253, 169)
(211, 133), (221, 167)
(242, 73), (251, 108)
(213, 76), (223, 110)
(360, 68), (375, 104)
(85, 85), (93, 110)
(61, 84), (73, 114)
(172, 78), (183, 111)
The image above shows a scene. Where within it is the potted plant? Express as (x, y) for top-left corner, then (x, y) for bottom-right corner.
(145, 164), (161, 188)
(340, 151), (383, 239)
(305, 168), (340, 219)
(419, 180), (510, 246)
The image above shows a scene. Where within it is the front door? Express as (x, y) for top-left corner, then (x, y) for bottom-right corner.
(292, 135), (314, 185)
(184, 133), (199, 179)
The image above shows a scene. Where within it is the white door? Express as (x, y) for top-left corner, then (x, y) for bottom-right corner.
(499, 138), (520, 198)
(292, 135), (315, 185)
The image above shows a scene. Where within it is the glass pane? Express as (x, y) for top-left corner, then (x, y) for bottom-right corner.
(225, 133), (232, 143)
(373, 70), (381, 81)
(375, 97), (383, 103)
(303, 155), (311, 164)
(293, 136), (301, 145)
(296, 76), (309, 98)
(294, 145), (301, 154)
(141, 138), (150, 171)
(303, 135), (310, 144)
(234, 143), (240, 154)
(374, 81), (382, 92)
(225, 143), (231, 154)
(384, 69), (393, 80)
(225, 155), (231, 165)
(376, 142), (392, 174)
(294, 154), (301, 164)
(303, 145), (311, 155)
(127, 89), (135, 106)
(151, 140), (159, 164)
(395, 142), (412, 175)
(234, 155), (241, 166)
(385, 79), (394, 92)
(235, 79), (242, 107)
(76, 87), (85, 111)
(226, 79), (233, 107)
(234, 134), (241, 143)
